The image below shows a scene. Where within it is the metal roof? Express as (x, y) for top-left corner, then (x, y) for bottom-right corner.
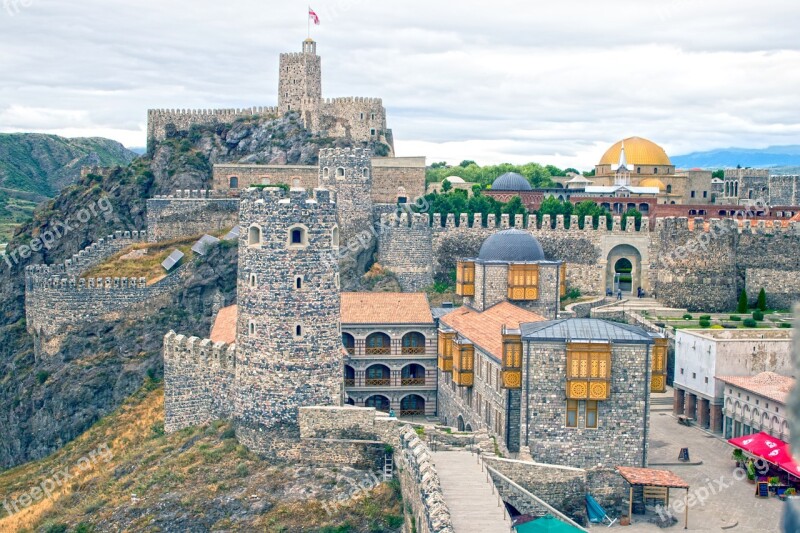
(491, 172), (532, 191)
(191, 234), (220, 255)
(478, 229), (546, 262)
(161, 249), (185, 271)
(520, 318), (653, 344)
(223, 225), (241, 241)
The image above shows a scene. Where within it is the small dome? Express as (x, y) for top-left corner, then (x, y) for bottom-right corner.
(638, 178), (666, 192)
(491, 172), (532, 191)
(444, 176), (466, 184)
(478, 229), (545, 262)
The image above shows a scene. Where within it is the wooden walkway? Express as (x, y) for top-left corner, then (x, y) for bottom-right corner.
(432, 450), (511, 533)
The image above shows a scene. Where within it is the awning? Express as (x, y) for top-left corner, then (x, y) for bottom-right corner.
(514, 515), (584, 533)
(728, 432), (800, 478)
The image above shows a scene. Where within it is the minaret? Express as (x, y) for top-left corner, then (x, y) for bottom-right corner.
(612, 141), (631, 186)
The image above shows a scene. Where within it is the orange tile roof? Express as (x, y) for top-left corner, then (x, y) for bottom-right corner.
(717, 372), (795, 404)
(617, 466), (689, 489)
(440, 302), (546, 360)
(340, 292), (433, 325)
(210, 305), (237, 344)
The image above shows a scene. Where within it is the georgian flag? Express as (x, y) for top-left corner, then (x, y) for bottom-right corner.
(309, 7), (320, 25)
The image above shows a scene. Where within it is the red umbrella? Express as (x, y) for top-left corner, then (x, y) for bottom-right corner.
(729, 432), (800, 478)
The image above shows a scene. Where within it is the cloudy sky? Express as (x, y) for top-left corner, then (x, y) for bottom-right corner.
(1, 0), (799, 169)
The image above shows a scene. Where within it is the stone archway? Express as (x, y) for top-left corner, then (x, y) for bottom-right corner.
(606, 244), (642, 295)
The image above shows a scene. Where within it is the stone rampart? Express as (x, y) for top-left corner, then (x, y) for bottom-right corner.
(146, 190), (239, 242)
(146, 107), (280, 149)
(377, 212), (434, 291)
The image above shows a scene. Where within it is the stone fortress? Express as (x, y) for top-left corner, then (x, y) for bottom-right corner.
(146, 39), (393, 154)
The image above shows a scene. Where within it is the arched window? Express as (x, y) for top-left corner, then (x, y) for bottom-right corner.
(249, 321), (255, 335)
(363, 167), (370, 178)
(332, 226), (340, 248)
(295, 276), (303, 290)
(294, 324), (303, 338)
(248, 226), (261, 246)
(637, 167), (641, 174)
(366, 333), (391, 355)
(322, 167), (330, 178)
(249, 274), (257, 287)
(401, 332), (426, 354)
(344, 365), (355, 387)
(336, 167), (345, 179)
(287, 224), (308, 248)
(400, 394), (425, 416)
(401, 364), (426, 385)
(365, 365), (390, 385)
(342, 333), (355, 355)
(654, 168), (658, 174)
(229, 176), (239, 189)
(365, 395), (390, 412)
(666, 184), (672, 194)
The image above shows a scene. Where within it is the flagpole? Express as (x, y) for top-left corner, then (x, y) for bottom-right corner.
(307, 6), (310, 38)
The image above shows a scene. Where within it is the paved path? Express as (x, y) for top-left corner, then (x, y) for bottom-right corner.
(432, 450), (511, 533)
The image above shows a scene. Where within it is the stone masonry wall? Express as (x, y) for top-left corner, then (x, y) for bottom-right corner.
(146, 107), (279, 150)
(376, 212), (434, 291)
(163, 331), (236, 432)
(146, 190), (239, 242)
(212, 164), (318, 192)
(371, 156), (426, 203)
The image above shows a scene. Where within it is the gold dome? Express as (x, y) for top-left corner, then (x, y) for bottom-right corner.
(599, 137), (672, 167)
(638, 178), (666, 192)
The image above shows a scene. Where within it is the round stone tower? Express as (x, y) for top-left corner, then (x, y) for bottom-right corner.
(318, 147), (374, 287)
(235, 186), (342, 431)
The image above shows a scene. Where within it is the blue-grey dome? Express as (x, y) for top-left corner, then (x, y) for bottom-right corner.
(478, 229), (545, 262)
(491, 172), (532, 191)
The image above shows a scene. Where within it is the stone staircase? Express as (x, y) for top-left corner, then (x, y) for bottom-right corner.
(432, 450), (511, 533)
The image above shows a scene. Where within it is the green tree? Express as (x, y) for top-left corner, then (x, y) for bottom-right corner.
(621, 208), (642, 231)
(459, 160), (476, 168)
(564, 167), (579, 175)
(430, 161), (448, 169)
(712, 169), (724, 179)
(737, 290), (749, 313)
(441, 179), (453, 192)
(471, 184), (483, 196)
(757, 288), (767, 312)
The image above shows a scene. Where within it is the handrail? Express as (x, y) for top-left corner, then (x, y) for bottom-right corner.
(483, 463), (589, 532)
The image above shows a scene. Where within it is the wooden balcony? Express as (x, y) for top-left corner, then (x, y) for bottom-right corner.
(401, 377), (426, 386)
(401, 346), (426, 355)
(365, 378), (391, 387)
(344, 378), (355, 387)
(365, 347), (391, 356)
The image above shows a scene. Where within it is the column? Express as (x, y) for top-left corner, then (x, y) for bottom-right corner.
(686, 393), (697, 421)
(698, 398), (710, 428)
(673, 388), (686, 415)
(710, 403), (723, 434)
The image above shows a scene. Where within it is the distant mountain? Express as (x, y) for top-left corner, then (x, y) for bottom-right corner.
(127, 146), (147, 155)
(672, 145), (800, 171)
(0, 133), (138, 198)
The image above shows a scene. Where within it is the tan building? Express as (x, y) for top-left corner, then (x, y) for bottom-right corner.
(719, 372), (793, 441)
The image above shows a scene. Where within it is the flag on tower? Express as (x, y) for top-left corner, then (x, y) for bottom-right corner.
(309, 7), (320, 25)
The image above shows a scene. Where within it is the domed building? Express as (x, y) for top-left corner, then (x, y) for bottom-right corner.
(455, 229), (565, 319)
(491, 172), (532, 191)
(595, 137), (674, 178)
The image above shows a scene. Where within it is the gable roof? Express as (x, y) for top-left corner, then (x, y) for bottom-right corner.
(440, 302), (546, 360)
(717, 372), (795, 404)
(520, 318), (654, 344)
(210, 305), (237, 344)
(340, 292), (433, 325)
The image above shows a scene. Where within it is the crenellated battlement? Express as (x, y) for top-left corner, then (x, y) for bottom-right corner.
(239, 186), (334, 211)
(427, 213), (651, 234)
(163, 331), (237, 370)
(324, 97), (383, 106)
(147, 106), (279, 118)
(27, 275), (148, 290)
(379, 212), (430, 229)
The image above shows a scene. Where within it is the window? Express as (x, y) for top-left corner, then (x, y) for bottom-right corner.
(508, 264), (539, 300)
(371, 113), (376, 120)
(322, 167), (330, 178)
(229, 176), (239, 189)
(370, 128), (376, 136)
(566, 342), (611, 400)
(287, 224), (308, 248)
(332, 226), (340, 248)
(691, 191), (696, 198)
(360, 112), (364, 120)
(586, 400), (598, 428)
(402, 332), (426, 354)
(680, 368), (684, 374)
(654, 168), (659, 174)
(705, 377), (709, 384)
(438, 331), (454, 372)
(501, 333), (522, 389)
(294, 324), (303, 338)
(559, 263), (567, 298)
(567, 400), (578, 428)
(666, 184), (672, 194)
(651, 338), (668, 393)
(637, 167), (641, 174)
(455, 261), (475, 296)
(248, 226), (261, 246)
(452, 342), (474, 387)
(249, 322), (255, 335)
(295, 276), (303, 290)
(291, 229), (303, 244)
(336, 167), (345, 178)
(366, 332), (391, 355)
(703, 191), (708, 198)
(249, 274), (257, 287)
(363, 167), (369, 178)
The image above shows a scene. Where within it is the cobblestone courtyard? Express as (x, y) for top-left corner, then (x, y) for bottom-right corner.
(605, 388), (785, 532)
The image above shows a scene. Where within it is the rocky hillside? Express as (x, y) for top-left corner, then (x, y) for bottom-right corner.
(0, 133), (138, 197)
(0, 113), (372, 470)
(0, 382), (403, 532)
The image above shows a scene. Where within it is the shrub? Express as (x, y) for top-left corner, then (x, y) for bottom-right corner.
(757, 288), (767, 311)
(36, 371), (49, 384)
(699, 319), (711, 328)
(753, 310), (764, 321)
(730, 315), (741, 321)
(682, 314), (693, 320)
(43, 524), (68, 533)
(221, 427), (236, 439)
(711, 325), (724, 329)
(743, 318), (757, 328)
(151, 422), (165, 437)
(73, 524), (96, 533)
(699, 315), (711, 320)
(737, 290), (749, 313)
(235, 462), (249, 477)
(781, 323), (793, 328)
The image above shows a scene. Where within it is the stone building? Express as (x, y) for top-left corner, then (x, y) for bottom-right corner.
(455, 228), (564, 319)
(672, 329), (793, 434)
(341, 292), (437, 416)
(147, 39), (393, 153)
(718, 372), (793, 441)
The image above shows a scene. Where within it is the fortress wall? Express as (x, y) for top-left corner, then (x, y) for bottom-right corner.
(370, 157), (426, 204)
(146, 107), (280, 149)
(146, 191), (239, 242)
(377, 212), (434, 291)
(212, 164), (318, 192)
(737, 221), (800, 309)
(25, 230), (147, 278)
(319, 97), (389, 146)
(25, 265), (191, 338)
(163, 331), (236, 433)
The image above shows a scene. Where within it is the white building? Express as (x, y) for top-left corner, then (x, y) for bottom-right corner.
(718, 372), (793, 440)
(672, 329), (793, 433)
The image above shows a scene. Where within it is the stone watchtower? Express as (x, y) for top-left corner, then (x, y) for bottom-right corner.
(278, 39), (322, 119)
(319, 148), (375, 286)
(235, 186), (342, 430)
